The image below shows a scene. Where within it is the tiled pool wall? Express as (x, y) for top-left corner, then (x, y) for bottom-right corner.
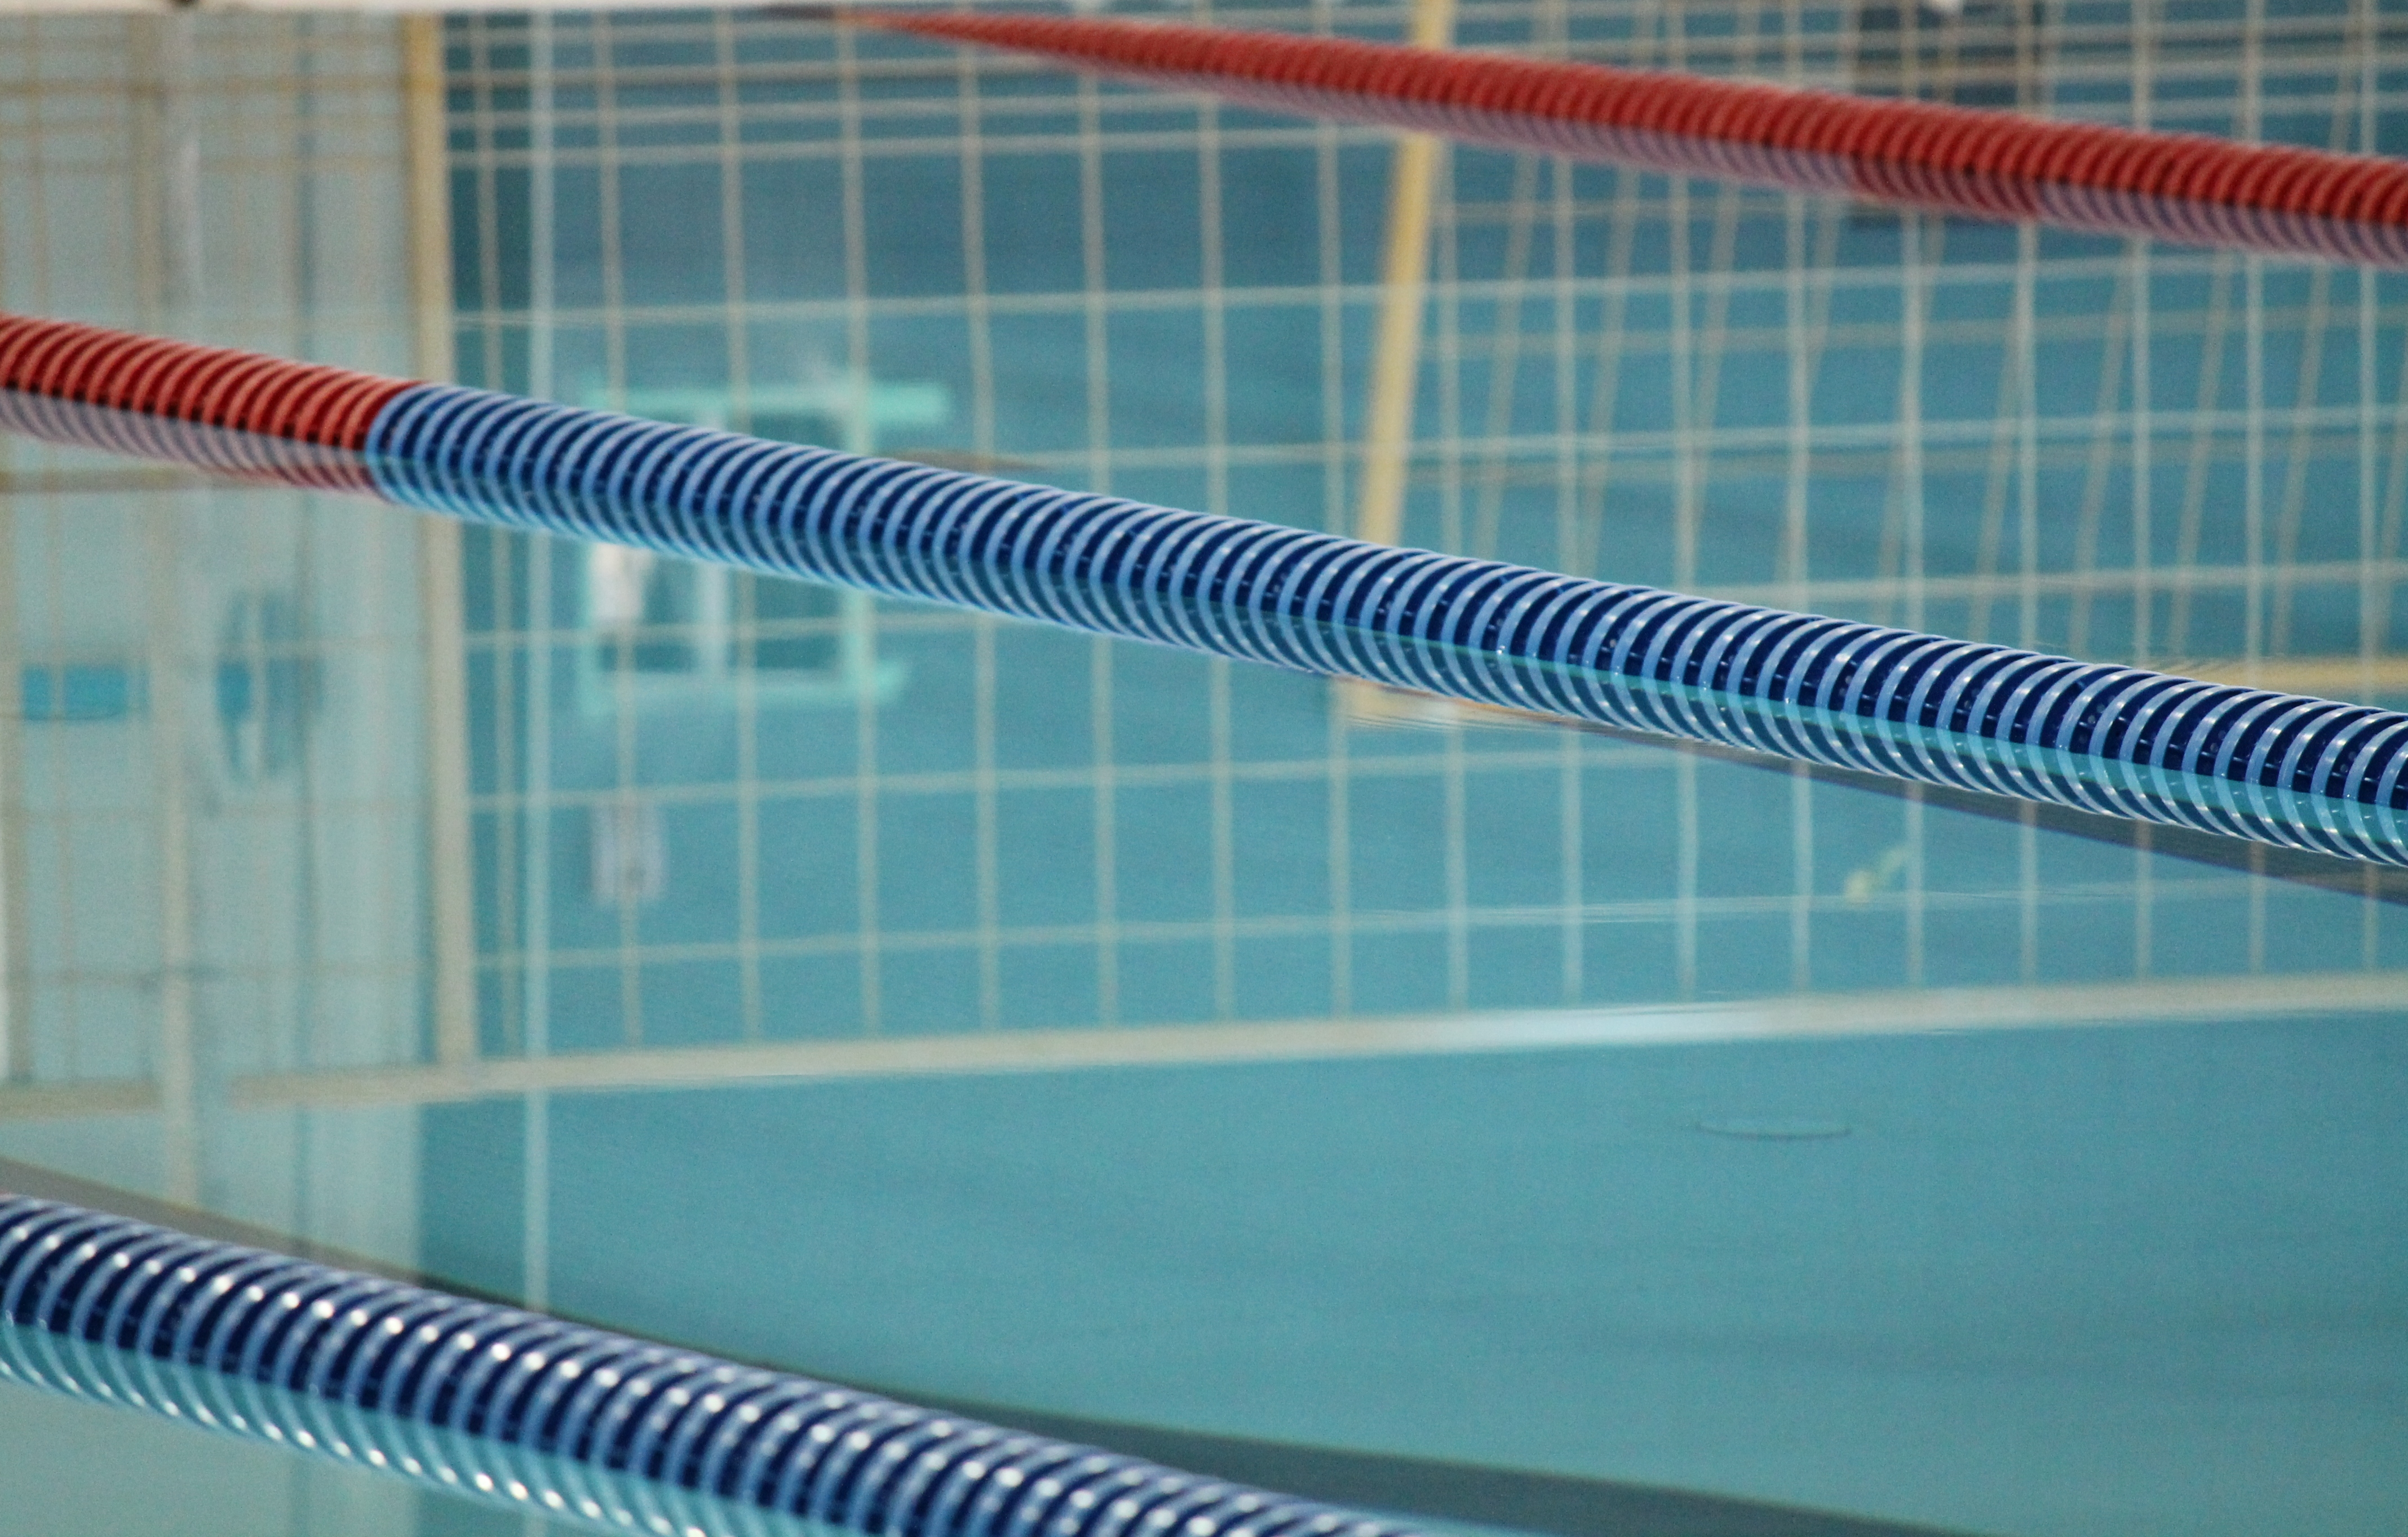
(446, 0), (2408, 1055)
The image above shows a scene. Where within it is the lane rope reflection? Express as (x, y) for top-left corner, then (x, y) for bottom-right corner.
(5, 310), (2408, 866)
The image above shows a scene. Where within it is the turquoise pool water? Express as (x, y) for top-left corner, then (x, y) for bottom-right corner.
(1, 5), (2405, 1535)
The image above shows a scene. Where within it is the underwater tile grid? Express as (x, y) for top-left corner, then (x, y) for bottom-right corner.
(0, 5), (2405, 1536)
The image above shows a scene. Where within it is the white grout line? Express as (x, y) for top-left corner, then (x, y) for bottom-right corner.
(231, 967), (2408, 1109)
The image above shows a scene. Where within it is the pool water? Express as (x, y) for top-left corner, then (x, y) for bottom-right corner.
(0, 5), (2404, 1535)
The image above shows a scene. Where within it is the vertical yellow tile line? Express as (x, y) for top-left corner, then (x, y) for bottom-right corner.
(0, 27), (20, 1082)
(0, 439), (19, 1088)
(1356, 0), (1454, 548)
(1344, 0), (1455, 723)
(130, 14), (201, 1207)
(144, 515), (196, 1206)
(406, 15), (478, 1075)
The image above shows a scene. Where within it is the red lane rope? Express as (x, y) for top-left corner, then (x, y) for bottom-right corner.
(847, 9), (2408, 265)
(0, 313), (413, 490)
(0, 313), (409, 449)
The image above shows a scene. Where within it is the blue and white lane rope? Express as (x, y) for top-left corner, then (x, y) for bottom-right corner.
(361, 380), (2408, 867)
(2, 303), (2405, 866)
(0, 1194), (1406, 1537)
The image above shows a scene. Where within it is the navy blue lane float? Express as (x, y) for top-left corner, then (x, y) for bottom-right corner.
(5, 309), (2408, 866)
(0, 1194), (1402, 1537)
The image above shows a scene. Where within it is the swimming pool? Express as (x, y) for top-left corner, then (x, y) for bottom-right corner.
(0, 5), (2403, 1534)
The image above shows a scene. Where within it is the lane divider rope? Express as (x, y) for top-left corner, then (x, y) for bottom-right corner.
(0, 1194), (1402, 1537)
(4, 309), (2406, 865)
(833, 8), (2408, 267)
